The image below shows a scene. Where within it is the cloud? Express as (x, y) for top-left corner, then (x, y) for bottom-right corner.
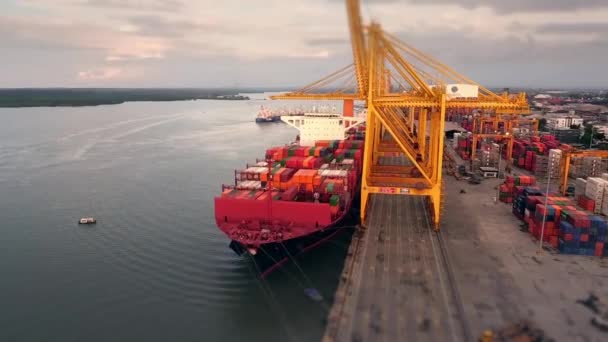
(2, 0), (608, 88)
(125, 15), (213, 38)
(362, 0), (608, 14)
(78, 67), (122, 80)
(82, 0), (183, 12)
(307, 38), (349, 46)
(536, 22), (608, 34)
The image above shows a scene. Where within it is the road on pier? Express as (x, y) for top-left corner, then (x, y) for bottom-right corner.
(323, 194), (471, 342)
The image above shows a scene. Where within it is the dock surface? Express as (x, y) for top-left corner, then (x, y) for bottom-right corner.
(323, 194), (468, 342)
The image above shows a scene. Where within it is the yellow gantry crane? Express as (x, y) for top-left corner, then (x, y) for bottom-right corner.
(272, 0), (529, 228)
(469, 116), (538, 162)
(559, 150), (608, 195)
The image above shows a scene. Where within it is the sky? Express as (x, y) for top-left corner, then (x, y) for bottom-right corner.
(1, 0), (607, 89)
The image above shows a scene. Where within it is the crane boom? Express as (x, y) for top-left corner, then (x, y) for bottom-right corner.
(346, 0), (367, 98)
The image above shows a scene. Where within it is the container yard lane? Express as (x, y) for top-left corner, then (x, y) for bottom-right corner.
(323, 193), (470, 342)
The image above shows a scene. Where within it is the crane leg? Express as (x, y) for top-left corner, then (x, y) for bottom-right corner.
(360, 179), (370, 228)
(429, 184), (442, 231)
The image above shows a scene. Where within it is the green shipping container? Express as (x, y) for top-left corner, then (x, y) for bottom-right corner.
(330, 195), (339, 206)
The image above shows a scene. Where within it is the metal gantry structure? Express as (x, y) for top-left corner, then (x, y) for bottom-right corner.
(469, 116), (538, 162)
(271, 0), (529, 228)
(559, 150), (608, 195)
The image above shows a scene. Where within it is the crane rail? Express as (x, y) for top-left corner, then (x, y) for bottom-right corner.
(322, 191), (471, 342)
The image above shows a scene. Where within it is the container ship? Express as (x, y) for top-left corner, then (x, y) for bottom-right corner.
(255, 105), (281, 123)
(215, 110), (366, 269)
(254, 105), (341, 123)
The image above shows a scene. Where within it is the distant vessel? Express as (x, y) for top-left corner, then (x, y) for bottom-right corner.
(255, 105), (281, 123)
(79, 218), (96, 224)
(254, 105), (344, 123)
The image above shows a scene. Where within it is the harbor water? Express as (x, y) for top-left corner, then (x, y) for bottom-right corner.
(0, 97), (352, 342)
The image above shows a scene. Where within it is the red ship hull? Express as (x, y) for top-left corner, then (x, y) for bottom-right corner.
(215, 190), (355, 252)
(214, 127), (365, 260)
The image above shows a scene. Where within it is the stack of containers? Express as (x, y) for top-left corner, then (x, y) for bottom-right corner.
(543, 139), (561, 151)
(523, 195), (567, 226)
(329, 195), (340, 216)
(585, 177), (608, 215)
(321, 178), (345, 194)
(583, 157), (603, 178)
(281, 186), (298, 201)
(512, 139), (527, 161)
(578, 196), (596, 212)
(272, 168), (296, 190)
(491, 143), (500, 166)
(504, 170), (608, 256)
(525, 151), (535, 171)
(540, 134), (556, 142)
(575, 178), (587, 200)
(601, 176), (608, 216)
(457, 134), (471, 160)
(569, 157), (581, 179)
(559, 210), (607, 256)
(480, 150), (492, 167)
(512, 186), (543, 220)
(499, 183), (513, 203)
(548, 149), (562, 179)
(500, 175), (537, 204)
(532, 155), (550, 178)
(453, 133), (461, 149)
(292, 169), (318, 192)
(527, 196), (576, 247)
(531, 204), (560, 246)
(532, 149), (562, 180)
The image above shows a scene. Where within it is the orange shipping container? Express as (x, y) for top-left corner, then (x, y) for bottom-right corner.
(293, 169), (316, 184)
(313, 175), (323, 186)
(315, 140), (330, 147)
(260, 170), (269, 182)
(273, 168), (286, 182)
(303, 156), (314, 168)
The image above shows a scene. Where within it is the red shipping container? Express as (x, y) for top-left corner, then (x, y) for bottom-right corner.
(563, 233), (574, 241)
(573, 216), (591, 229)
(577, 196), (595, 212)
(281, 186), (298, 201)
(595, 242), (605, 257)
(550, 236), (559, 248)
(580, 234), (589, 242)
(529, 220), (536, 234)
(280, 168), (296, 182)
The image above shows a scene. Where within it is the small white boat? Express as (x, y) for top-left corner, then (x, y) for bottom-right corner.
(79, 218), (97, 224)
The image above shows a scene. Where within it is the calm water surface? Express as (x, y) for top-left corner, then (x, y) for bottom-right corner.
(0, 97), (352, 342)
